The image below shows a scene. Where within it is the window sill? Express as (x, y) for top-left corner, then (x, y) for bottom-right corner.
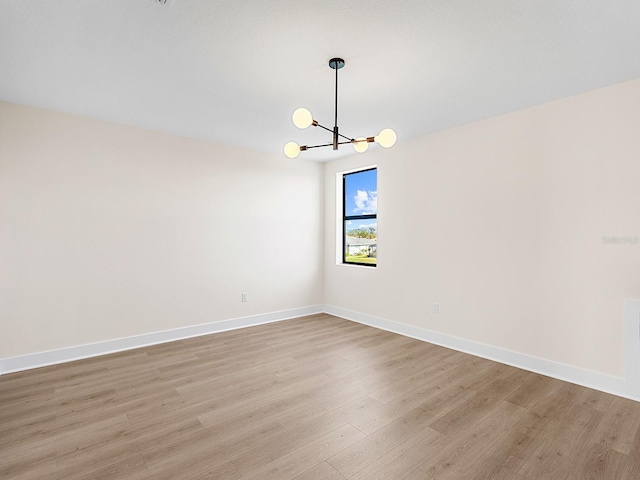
(337, 262), (377, 269)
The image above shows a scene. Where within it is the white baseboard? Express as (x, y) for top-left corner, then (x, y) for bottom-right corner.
(4, 303), (639, 404)
(324, 304), (640, 403)
(625, 299), (640, 397)
(0, 305), (324, 375)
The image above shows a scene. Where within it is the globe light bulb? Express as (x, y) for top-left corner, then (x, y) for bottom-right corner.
(353, 137), (368, 153)
(284, 141), (300, 158)
(375, 128), (397, 148)
(292, 108), (313, 129)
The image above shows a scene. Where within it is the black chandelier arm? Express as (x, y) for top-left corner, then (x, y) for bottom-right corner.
(314, 123), (334, 134)
(336, 131), (354, 142)
(302, 140), (353, 151)
(312, 121), (355, 142)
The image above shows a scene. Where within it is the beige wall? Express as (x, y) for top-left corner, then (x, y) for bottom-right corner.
(3, 78), (640, 379)
(0, 102), (323, 358)
(324, 78), (640, 378)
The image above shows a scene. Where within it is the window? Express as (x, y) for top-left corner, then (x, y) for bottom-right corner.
(343, 167), (377, 266)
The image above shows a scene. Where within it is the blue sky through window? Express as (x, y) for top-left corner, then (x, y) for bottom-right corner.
(344, 168), (377, 236)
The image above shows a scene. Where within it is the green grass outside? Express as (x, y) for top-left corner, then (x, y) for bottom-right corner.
(345, 256), (377, 265)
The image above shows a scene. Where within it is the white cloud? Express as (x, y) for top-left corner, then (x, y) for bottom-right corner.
(353, 190), (377, 214)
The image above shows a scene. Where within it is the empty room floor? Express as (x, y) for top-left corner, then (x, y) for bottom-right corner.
(2, 313), (640, 479)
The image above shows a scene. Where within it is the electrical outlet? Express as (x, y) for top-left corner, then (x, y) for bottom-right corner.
(432, 302), (439, 314)
(242, 292), (248, 302)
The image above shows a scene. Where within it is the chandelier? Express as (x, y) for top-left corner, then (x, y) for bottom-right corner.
(284, 58), (397, 158)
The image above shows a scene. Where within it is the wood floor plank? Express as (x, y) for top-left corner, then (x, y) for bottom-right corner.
(403, 468), (427, 480)
(194, 374), (326, 428)
(628, 427), (640, 468)
(428, 375), (525, 437)
(228, 395), (381, 475)
(271, 388), (364, 430)
(621, 460), (640, 480)
(517, 402), (604, 479)
(238, 424), (365, 480)
(591, 395), (640, 455)
(2, 314), (640, 480)
(504, 372), (553, 408)
(511, 380), (581, 438)
(418, 400), (528, 479)
(292, 462), (346, 480)
(350, 379), (475, 435)
(0, 451), (56, 480)
(138, 458), (241, 480)
(327, 409), (427, 477)
(197, 393), (316, 431)
(348, 426), (446, 480)
(456, 429), (538, 480)
(141, 418), (283, 472)
(577, 387), (615, 413)
(367, 355), (468, 404)
(564, 444), (630, 480)
(19, 451), (147, 480)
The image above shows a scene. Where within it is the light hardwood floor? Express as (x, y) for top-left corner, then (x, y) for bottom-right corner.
(2, 313), (640, 479)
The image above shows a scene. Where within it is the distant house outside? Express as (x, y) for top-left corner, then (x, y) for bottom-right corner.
(345, 236), (377, 257)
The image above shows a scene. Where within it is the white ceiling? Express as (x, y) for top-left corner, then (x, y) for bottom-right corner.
(1, 0), (639, 161)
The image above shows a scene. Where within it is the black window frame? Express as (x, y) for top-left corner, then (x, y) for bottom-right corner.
(343, 167), (377, 267)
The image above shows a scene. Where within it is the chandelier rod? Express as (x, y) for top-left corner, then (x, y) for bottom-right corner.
(334, 60), (339, 130)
